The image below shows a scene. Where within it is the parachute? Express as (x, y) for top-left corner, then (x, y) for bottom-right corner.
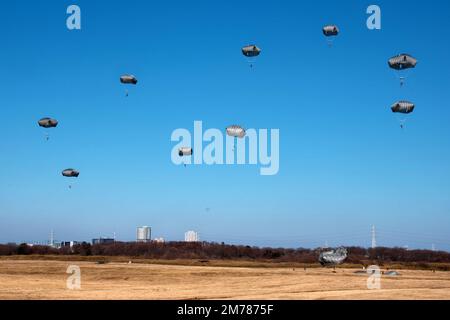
(242, 45), (261, 58)
(323, 25), (339, 47)
(319, 247), (348, 267)
(388, 54), (418, 86)
(38, 118), (58, 141)
(391, 101), (415, 114)
(226, 125), (246, 138)
(120, 75), (138, 97)
(62, 169), (79, 178)
(323, 25), (339, 36)
(391, 101), (415, 129)
(388, 54), (417, 70)
(242, 45), (261, 68)
(38, 118), (58, 128)
(178, 147), (193, 157)
(120, 75), (138, 85)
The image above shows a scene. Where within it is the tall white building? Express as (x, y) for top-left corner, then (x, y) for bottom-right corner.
(185, 231), (200, 242)
(137, 226), (151, 242)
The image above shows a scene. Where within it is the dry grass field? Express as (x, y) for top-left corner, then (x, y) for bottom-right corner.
(1, 259), (450, 300)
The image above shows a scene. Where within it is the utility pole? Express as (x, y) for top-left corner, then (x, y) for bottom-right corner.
(371, 225), (377, 249)
(50, 229), (54, 247)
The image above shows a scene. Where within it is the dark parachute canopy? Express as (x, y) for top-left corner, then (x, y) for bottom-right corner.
(178, 147), (193, 157)
(120, 75), (138, 85)
(226, 125), (246, 138)
(319, 247), (348, 267)
(323, 25), (339, 37)
(62, 169), (80, 178)
(391, 101), (415, 114)
(388, 54), (418, 70)
(242, 45), (261, 58)
(38, 118), (58, 128)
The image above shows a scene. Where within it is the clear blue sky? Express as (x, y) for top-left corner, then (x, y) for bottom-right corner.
(1, 0), (449, 250)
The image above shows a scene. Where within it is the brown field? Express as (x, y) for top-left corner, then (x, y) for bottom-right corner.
(1, 258), (450, 300)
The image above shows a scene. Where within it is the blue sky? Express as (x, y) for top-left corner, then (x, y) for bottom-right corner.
(1, 0), (449, 250)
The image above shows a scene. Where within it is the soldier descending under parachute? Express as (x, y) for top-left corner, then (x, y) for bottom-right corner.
(242, 45), (261, 68)
(120, 75), (138, 97)
(62, 169), (79, 189)
(178, 147), (193, 167)
(323, 25), (339, 47)
(38, 118), (58, 141)
(226, 125), (246, 152)
(388, 54), (418, 86)
(391, 100), (415, 129)
(319, 247), (348, 272)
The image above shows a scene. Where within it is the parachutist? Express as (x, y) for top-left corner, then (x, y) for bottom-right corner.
(242, 45), (260, 69)
(388, 54), (417, 86)
(121, 75), (137, 97)
(323, 25), (339, 47)
(39, 118), (58, 142)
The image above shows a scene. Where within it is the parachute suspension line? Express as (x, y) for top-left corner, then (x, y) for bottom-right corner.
(398, 118), (407, 130)
(248, 58), (254, 69)
(327, 38), (333, 48)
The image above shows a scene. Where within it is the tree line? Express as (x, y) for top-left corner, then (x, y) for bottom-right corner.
(1, 242), (450, 267)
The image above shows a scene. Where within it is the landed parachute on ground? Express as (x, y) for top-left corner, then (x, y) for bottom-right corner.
(319, 247), (348, 267)
(226, 125), (246, 138)
(178, 147), (193, 157)
(38, 118), (58, 128)
(62, 169), (80, 178)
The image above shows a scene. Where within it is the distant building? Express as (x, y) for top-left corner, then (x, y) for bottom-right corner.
(137, 226), (152, 243)
(154, 237), (165, 243)
(61, 241), (81, 248)
(185, 231), (200, 242)
(92, 238), (115, 245)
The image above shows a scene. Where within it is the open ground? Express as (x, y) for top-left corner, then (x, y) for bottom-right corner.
(1, 259), (450, 300)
